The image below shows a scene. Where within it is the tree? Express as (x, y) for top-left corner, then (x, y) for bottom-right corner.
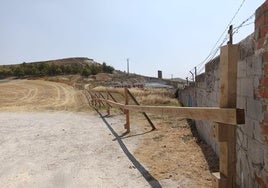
(60, 65), (65, 74)
(37, 63), (49, 76)
(32, 68), (40, 76)
(81, 67), (91, 77)
(14, 67), (25, 78)
(102, 62), (114, 73)
(89, 64), (101, 75)
(55, 67), (62, 75)
(48, 63), (57, 75)
(65, 65), (72, 74)
(71, 63), (79, 74)
(24, 63), (33, 75)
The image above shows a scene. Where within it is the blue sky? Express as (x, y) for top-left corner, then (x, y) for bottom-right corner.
(0, 0), (265, 78)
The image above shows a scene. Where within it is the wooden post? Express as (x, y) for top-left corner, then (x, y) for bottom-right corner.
(212, 43), (238, 188)
(94, 93), (102, 108)
(228, 25), (233, 45)
(84, 90), (91, 106)
(107, 92), (124, 113)
(106, 91), (110, 116)
(90, 92), (96, 107)
(93, 92), (98, 107)
(124, 88), (130, 132)
(126, 88), (156, 130)
(108, 91), (117, 102)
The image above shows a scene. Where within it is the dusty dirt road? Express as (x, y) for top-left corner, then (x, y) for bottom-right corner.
(0, 112), (157, 187)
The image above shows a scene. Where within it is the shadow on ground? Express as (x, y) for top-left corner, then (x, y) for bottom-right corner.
(96, 110), (162, 188)
(187, 119), (219, 172)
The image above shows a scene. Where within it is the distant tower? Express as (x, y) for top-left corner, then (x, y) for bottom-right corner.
(158, 70), (162, 79)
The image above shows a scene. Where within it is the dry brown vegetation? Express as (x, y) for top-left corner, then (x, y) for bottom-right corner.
(92, 87), (179, 106)
(132, 113), (219, 187)
(129, 88), (179, 106)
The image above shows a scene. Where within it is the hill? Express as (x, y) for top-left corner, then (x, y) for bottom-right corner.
(0, 57), (186, 90)
(0, 57), (114, 78)
(2, 57), (95, 67)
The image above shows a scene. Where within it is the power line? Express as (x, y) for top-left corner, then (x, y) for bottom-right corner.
(198, 0), (246, 68)
(187, 0), (248, 80)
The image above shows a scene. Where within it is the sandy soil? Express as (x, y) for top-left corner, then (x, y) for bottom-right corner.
(0, 79), (218, 187)
(0, 79), (88, 112)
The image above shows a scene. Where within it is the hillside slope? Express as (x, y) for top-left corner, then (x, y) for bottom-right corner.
(0, 57), (114, 78)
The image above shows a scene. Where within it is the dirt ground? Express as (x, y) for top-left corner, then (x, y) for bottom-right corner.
(0, 79), (218, 187)
(0, 79), (88, 112)
(131, 114), (219, 187)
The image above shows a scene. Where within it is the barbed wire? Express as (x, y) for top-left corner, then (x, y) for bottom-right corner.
(186, 0), (256, 81)
(233, 13), (255, 34)
(195, 0), (246, 70)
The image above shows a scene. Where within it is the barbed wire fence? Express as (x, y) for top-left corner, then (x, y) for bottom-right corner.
(185, 0), (255, 83)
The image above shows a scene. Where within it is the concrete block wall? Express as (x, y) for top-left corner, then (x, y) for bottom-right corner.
(179, 58), (221, 155)
(178, 1), (268, 187)
(236, 33), (266, 187)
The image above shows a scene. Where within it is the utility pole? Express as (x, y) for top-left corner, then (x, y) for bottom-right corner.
(127, 58), (129, 75)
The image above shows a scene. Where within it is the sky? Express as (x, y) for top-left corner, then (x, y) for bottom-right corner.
(0, 0), (265, 79)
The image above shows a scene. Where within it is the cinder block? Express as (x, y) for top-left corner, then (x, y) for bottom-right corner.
(237, 126), (249, 150)
(240, 118), (254, 138)
(237, 79), (242, 96)
(253, 55), (263, 76)
(248, 139), (264, 164)
(246, 59), (253, 77)
(246, 98), (263, 121)
(237, 96), (246, 109)
(238, 60), (247, 78)
(215, 91), (220, 104)
(253, 76), (260, 89)
(211, 92), (217, 104)
(240, 78), (254, 97)
(237, 150), (252, 187)
(246, 55), (263, 76)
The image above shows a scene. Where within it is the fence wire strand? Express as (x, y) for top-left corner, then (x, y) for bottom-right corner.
(187, 0), (256, 81)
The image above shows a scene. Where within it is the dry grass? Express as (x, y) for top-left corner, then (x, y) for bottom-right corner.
(130, 113), (219, 188)
(137, 95), (179, 106)
(90, 87), (179, 106)
(91, 86), (107, 92)
(129, 88), (174, 97)
(129, 88), (179, 106)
